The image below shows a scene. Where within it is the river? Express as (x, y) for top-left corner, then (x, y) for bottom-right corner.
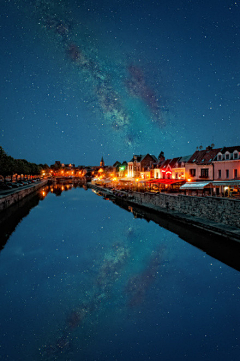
(0, 184), (239, 361)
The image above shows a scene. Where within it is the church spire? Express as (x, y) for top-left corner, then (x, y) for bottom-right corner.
(100, 156), (105, 167)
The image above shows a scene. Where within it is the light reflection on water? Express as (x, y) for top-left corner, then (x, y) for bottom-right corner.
(0, 185), (239, 361)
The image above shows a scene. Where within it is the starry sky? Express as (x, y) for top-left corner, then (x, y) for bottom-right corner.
(1, 0), (240, 166)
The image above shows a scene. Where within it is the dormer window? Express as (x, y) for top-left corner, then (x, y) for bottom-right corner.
(224, 151), (231, 160)
(233, 152), (239, 159)
(217, 154), (222, 161)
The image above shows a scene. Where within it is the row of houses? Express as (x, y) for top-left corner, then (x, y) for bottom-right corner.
(116, 145), (240, 182)
(111, 145), (240, 196)
(51, 145), (240, 196)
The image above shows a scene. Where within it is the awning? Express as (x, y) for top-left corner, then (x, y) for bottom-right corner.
(138, 180), (149, 183)
(118, 178), (135, 182)
(180, 180), (240, 190)
(180, 182), (211, 190)
(138, 179), (155, 183)
(211, 180), (240, 186)
(148, 179), (186, 185)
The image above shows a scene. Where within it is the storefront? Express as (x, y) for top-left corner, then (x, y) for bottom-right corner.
(180, 180), (240, 197)
(147, 179), (186, 192)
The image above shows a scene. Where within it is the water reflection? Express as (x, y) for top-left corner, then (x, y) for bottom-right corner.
(114, 198), (240, 273)
(0, 191), (42, 251)
(41, 241), (130, 360)
(0, 185), (240, 361)
(125, 247), (164, 307)
(0, 183), (82, 249)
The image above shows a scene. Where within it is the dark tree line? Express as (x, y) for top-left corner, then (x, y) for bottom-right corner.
(0, 146), (49, 182)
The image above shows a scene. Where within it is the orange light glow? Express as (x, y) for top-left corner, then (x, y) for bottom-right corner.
(187, 179), (192, 182)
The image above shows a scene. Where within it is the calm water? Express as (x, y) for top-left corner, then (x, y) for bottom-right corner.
(0, 185), (239, 361)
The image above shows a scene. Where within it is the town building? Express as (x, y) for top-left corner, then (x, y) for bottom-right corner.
(185, 146), (221, 182)
(159, 157), (181, 179)
(172, 155), (192, 180)
(128, 154), (157, 178)
(181, 146), (240, 196)
(213, 146), (240, 180)
(113, 161), (128, 178)
(153, 155), (191, 180)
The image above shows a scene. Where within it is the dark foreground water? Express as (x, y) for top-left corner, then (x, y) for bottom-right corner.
(0, 185), (240, 361)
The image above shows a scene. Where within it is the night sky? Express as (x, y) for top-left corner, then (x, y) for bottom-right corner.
(1, 0), (240, 166)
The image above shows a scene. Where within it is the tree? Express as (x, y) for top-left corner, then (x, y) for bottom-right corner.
(0, 146), (48, 181)
(15, 159), (29, 180)
(0, 147), (16, 182)
(7, 156), (16, 182)
(0, 146), (8, 181)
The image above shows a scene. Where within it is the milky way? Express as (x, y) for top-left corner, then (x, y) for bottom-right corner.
(2, 0), (239, 164)
(30, 0), (170, 148)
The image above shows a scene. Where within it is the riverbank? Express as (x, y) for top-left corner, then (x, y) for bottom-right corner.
(89, 184), (240, 244)
(0, 180), (48, 212)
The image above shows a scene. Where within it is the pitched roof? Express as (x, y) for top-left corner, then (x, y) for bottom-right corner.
(159, 159), (170, 168)
(218, 146), (240, 154)
(113, 161), (121, 167)
(129, 154), (157, 162)
(160, 157), (180, 169)
(179, 155), (192, 162)
(187, 148), (221, 165)
(129, 154), (142, 162)
(159, 157), (184, 169)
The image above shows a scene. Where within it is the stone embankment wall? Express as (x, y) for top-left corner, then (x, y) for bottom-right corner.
(130, 192), (240, 228)
(0, 180), (48, 212)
